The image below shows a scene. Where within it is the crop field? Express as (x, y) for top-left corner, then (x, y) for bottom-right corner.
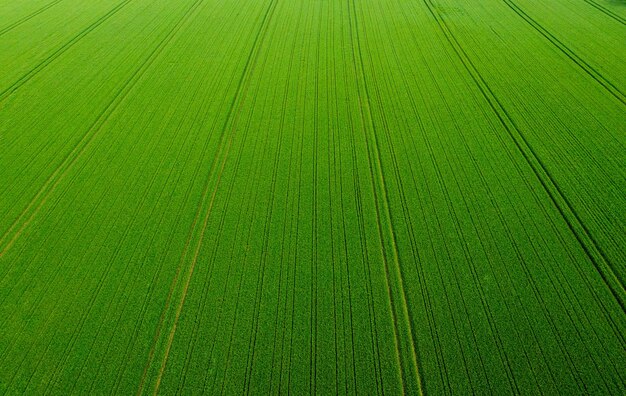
(1, 0), (625, 394)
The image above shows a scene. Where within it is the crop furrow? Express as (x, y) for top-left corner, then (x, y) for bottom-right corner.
(326, 5), (342, 390)
(0, 0), (134, 103)
(242, 98), (285, 396)
(382, 3), (483, 392)
(69, 75), (210, 392)
(175, 97), (255, 393)
(0, 70), (169, 296)
(422, 0), (626, 313)
(197, 122), (269, 393)
(349, 0), (425, 393)
(42, 101), (175, 394)
(0, 88), (158, 308)
(1, 120), (158, 392)
(334, 5), (368, 393)
(188, 20), (282, 392)
(114, 63), (225, 393)
(144, 6), (258, 390)
(0, 0), (66, 37)
(0, 0), (204, 261)
(347, 76), (386, 396)
(581, 0), (626, 25)
(285, 47), (309, 392)
(344, 64), (383, 396)
(0, 189), (111, 392)
(0, 193), (100, 360)
(211, 117), (276, 392)
(93, 133), (197, 394)
(310, 5), (321, 392)
(2, 0), (624, 393)
(112, 82), (228, 393)
(267, 13), (299, 391)
(136, 1), (280, 393)
(326, 9), (356, 391)
(242, 10), (304, 391)
(196, 87), (269, 391)
(503, 0), (626, 106)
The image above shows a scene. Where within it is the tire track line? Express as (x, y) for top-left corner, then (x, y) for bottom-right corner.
(327, 4), (357, 390)
(503, 0), (626, 106)
(286, 28), (310, 390)
(310, 4), (321, 390)
(581, 0), (626, 26)
(133, 0), (248, 389)
(73, 77), (206, 393)
(2, 108), (158, 390)
(445, 88), (588, 389)
(400, 62), (494, 391)
(381, 3), (458, 392)
(0, 0), (198, 260)
(325, 4), (342, 391)
(348, 0), (425, 393)
(242, 82), (285, 396)
(96, 110), (200, 394)
(141, 6), (245, 391)
(182, 98), (257, 392)
(110, 27), (234, 389)
(400, 2), (608, 390)
(0, 0), (66, 36)
(32, 99), (175, 392)
(409, 66), (521, 389)
(184, 137), (255, 393)
(176, 67), (258, 392)
(362, 3), (477, 392)
(180, 15), (276, 391)
(241, 7), (295, 391)
(267, 13), (298, 391)
(42, 98), (173, 393)
(0, 78), (155, 291)
(138, 1), (280, 393)
(0, 0), (134, 103)
(423, 0), (626, 312)
(205, 20), (281, 388)
(212, 86), (274, 392)
(198, 109), (268, 393)
(125, 3), (251, 393)
(343, 42), (383, 396)
(343, 3), (384, 388)
(6, 0), (203, 387)
(335, 4), (361, 391)
(0, 177), (115, 392)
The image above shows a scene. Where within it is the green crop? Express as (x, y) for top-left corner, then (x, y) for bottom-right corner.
(1, 0), (624, 393)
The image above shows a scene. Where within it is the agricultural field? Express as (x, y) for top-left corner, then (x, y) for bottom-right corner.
(0, 0), (625, 393)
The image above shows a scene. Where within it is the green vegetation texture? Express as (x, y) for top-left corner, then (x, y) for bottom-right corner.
(1, 0), (625, 394)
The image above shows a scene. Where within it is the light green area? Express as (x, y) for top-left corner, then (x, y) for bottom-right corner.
(0, 0), (625, 394)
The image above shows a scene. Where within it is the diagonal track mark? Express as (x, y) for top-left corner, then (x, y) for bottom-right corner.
(348, 0), (426, 394)
(422, 0), (626, 313)
(137, 1), (281, 393)
(0, 0), (66, 37)
(503, 0), (626, 106)
(0, 0), (203, 259)
(0, 0), (134, 104)
(581, 0), (626, 26)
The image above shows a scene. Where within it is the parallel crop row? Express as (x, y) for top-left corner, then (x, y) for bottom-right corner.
(0, 0), (624, 394)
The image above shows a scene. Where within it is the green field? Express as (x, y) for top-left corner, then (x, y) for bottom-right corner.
(1, 0), (625, 394)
